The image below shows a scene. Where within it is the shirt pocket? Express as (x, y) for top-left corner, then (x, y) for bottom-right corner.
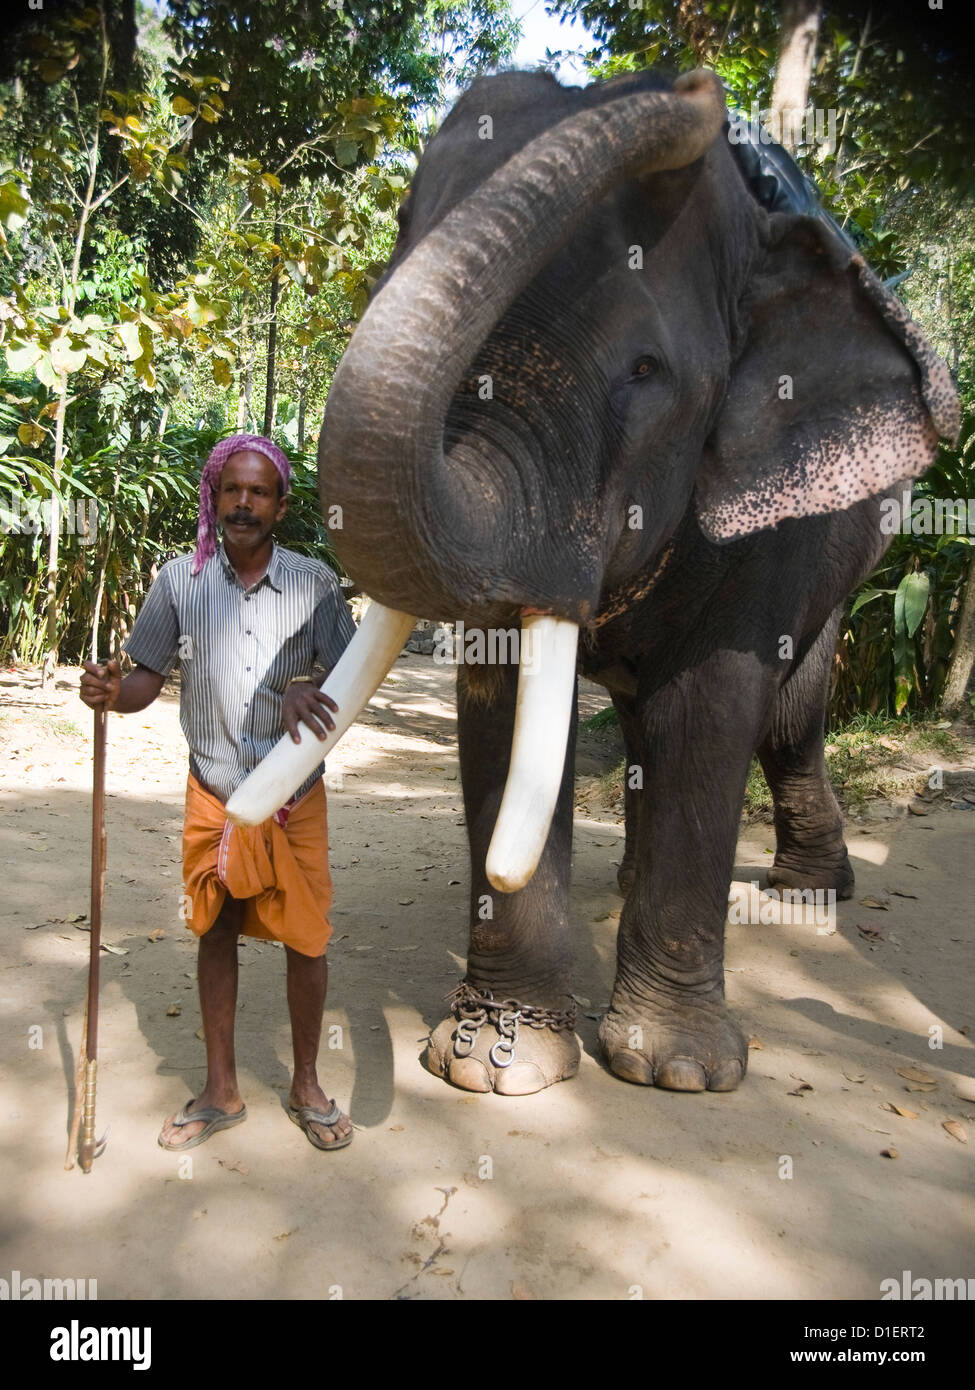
(260, 613), (317, 693)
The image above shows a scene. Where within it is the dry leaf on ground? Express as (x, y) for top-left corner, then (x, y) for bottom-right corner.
(896, 1066), (936, 1085)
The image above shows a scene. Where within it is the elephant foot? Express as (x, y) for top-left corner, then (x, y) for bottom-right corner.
(424, 985), (580, 1095)
(599, 991), (748, 1092)
(767, 851), (855, 901)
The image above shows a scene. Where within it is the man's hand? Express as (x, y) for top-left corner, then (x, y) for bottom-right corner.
(283, 681), (339, 744)
(80, 661), (164, 714)
(81, 658), (121, 710)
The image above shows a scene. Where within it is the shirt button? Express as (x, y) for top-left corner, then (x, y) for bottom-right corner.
(246, 629), (251, 635)
(246, 666), (251, 671)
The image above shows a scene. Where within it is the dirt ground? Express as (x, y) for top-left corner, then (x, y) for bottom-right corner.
(1, 654), (973, 1301)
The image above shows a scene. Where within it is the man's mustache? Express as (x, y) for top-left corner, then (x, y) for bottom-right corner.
(224, 513), (259, 526)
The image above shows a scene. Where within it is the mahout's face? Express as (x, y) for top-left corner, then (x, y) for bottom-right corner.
(217, 451), (287, 553)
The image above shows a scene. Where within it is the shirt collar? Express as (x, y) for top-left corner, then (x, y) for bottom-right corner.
(217, 538), (284, 592)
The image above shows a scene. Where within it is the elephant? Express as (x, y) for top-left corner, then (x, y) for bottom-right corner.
(232, 67), (959, 1095)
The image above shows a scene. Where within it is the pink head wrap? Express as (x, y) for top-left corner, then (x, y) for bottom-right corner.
(193, 433), (292, 575)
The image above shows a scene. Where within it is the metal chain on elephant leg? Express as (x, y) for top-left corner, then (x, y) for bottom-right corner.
(445, 982), (577, 1069)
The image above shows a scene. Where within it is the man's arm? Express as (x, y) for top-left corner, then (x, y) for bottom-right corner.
(81, 561), (179, 712)
(80, 659), (165, 712)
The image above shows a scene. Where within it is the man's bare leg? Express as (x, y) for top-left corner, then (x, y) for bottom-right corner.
(285, 946), (352, 1146)
(158, 898), (246, 1146)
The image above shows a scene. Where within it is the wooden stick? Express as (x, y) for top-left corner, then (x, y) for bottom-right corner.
(66, 693), (108, 1171)
(79, 705), (107, 1172)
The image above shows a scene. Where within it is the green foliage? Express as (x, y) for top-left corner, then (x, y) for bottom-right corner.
(833, 416), (975, 720)
(744, 717), (961, 817)
(561, 2), (974, 277)
(0, 410), (343, 664)
(0, 0), (519, 668)
(160, 0), (518, 176)
(582, 705), (620, 730)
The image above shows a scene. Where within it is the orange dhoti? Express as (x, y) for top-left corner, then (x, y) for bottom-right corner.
(182, 773), (334, 958)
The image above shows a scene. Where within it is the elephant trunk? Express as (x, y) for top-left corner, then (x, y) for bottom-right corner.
(230, 72), (729, 885)
(319, 69), (727, 622)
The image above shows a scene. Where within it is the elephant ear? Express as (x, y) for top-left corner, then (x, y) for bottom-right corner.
(695, 212), (959, 542)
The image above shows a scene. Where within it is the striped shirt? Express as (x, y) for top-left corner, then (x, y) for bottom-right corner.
(123, 541), (356, 804)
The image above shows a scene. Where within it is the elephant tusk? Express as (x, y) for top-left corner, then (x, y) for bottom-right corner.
(225, 602), (416, 826)
(485, 615), (579, 894)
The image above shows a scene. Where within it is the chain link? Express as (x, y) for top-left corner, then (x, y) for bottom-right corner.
(446, 982), (576, 1067)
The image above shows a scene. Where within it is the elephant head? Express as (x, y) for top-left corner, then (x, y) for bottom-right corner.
(228, 67), (957, 888)
(320, 67), (954, 606)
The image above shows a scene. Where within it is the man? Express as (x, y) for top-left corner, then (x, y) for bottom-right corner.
(80, 434), (356, 1152)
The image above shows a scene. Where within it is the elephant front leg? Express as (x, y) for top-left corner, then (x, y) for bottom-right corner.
(599, 658), (770, 1092)
(424, 661), (581, 1096)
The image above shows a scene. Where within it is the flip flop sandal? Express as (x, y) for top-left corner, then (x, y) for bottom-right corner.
(157, 1101), (247, 1152)
(286, 1101), (353, 1151)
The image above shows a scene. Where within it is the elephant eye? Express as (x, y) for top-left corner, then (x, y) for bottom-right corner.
(631, 355), (659, 379)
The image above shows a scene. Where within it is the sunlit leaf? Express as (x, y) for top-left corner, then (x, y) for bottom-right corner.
(211, 357), (231, 388)
(118, 320), (143, 362)
(900, 571), (930, 638)
(17, 422), (46, 449)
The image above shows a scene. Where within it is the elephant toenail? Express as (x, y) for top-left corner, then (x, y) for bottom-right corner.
(655, 1057), (708, 1091)
(447, 1056), (492, 1092)
(493, 1062), (548, 1095)
(609, 1050), (654, 1086)
(708, 1059), (745, 1092)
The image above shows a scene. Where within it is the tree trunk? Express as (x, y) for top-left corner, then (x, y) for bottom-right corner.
(941, 551), (975, 714)
(41, 376), (68, 688)
(263, 220), (281, 436)
(241, 331), (255, 432)
(297, 343), (308, 451)
(236, 294), (250, 430)
(769, 0), (822, 153)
